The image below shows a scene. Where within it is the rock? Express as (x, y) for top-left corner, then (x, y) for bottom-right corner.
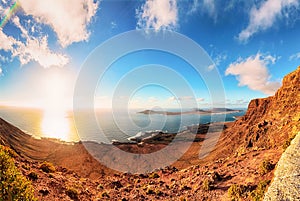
(225, 67), (300, 149)
(263, 132), (300, 201)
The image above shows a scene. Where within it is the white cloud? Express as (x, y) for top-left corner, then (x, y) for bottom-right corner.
(238, 0), (299, 42)
(17, 36), (69, 68)
(0, 67), (2, 75)
(19, 0), (99, 47)
(0, 16), (69, 68)
(0, 29), (18, 52)
(207, 64), (215, 71)
(208, 53), (227, 71)
(289, 52), (300, 60)
(225, 53), (281, 95)
(136, 0), (178, 31)
(167, 96), (177, 102)
(196, 97), (205, 102)
(203, 0), (216, 19)
(188, 0), (200, 14)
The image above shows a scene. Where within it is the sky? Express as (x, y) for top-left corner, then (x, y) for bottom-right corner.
(0, 0), (300, 110)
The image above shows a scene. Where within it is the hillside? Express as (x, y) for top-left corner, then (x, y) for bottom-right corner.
(206, 66), (300, 161)
(0, 66), (299, 200)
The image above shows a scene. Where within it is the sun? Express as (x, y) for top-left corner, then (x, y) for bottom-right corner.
(40, 70), (72, 140)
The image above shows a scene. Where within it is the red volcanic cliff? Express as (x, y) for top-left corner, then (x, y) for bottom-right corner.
(211, 66), (300, 160)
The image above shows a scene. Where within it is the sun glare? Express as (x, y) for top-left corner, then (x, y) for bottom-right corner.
(40, 71), (72, 140)
(41, 110), (70, 141)
(42, 72), (69, 111)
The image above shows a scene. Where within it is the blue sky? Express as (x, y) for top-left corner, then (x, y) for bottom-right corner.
(0, 0), (300, 109)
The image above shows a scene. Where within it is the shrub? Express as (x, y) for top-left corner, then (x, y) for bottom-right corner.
(260, 159), (274, 175)
(39, 161), (56, 173)
(250, 180), (270, 201)
(22, 163), (31, 170)
(228, 184), (247, 201)
(202, 178), (213, 191)
(282, 137), (295, 149)
(149, 172), (160, 179)
(0, 145), (37, 200)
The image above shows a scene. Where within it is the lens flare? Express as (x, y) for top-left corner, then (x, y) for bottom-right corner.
(0, 1), (20, 29)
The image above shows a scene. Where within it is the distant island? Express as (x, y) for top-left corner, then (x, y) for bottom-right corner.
(138, 108), (242, 115)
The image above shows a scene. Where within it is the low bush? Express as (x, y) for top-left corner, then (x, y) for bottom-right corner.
(202, 178), (213, 191)
(0, 145), (37, 200)
(228, 184), (247, 201)
(260, 159), (274, 175)
(250, 180), (270, 201)
(149, 172), (160, 179)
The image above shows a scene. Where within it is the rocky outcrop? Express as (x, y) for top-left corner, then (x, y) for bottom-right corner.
(263, 132), (300, 201)
(221, 66), (300, 152)
(220, 66), (300, 200)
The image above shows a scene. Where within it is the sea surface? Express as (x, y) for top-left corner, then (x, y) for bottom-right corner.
(0, 106), (245, 143)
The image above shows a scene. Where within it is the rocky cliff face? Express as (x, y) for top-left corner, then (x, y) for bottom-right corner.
(221, 66), (300, 153)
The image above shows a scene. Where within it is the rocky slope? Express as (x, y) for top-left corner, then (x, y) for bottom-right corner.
(264, 133), (300, 200)
(207, 66), (300, 162)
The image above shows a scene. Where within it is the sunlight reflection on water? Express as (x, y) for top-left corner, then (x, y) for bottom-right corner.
(41, 110), (70, 141)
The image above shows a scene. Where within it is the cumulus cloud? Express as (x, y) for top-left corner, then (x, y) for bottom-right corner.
(136, 0), (178, 31)
(289, 52), (300, 60)
(17, 36), (69, 68)
(238, 0), (299, 42)
(19, 0), (99, 47)
(0, 16), (69, 68)
(0, 29), (18, 52)
(225, 53), (281, 95)
(0, 67), (2, 75)
(12, 16), (69, 68)
(0, 0), (97, 68)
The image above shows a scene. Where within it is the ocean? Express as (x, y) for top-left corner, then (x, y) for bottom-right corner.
(0, 106), (245, 143)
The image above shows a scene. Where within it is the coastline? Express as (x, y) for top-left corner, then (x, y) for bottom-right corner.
(0, 117), (227, 176)
(138, 109), (243, 116)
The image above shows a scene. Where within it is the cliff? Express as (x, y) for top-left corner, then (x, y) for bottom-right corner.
(209, 66), (300, 161)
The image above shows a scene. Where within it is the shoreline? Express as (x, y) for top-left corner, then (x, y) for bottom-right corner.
(0, 116), (229, 176)
(138, 109), (243, 116)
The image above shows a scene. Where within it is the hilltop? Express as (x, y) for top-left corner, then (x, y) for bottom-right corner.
(0, 66), (299, 200)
